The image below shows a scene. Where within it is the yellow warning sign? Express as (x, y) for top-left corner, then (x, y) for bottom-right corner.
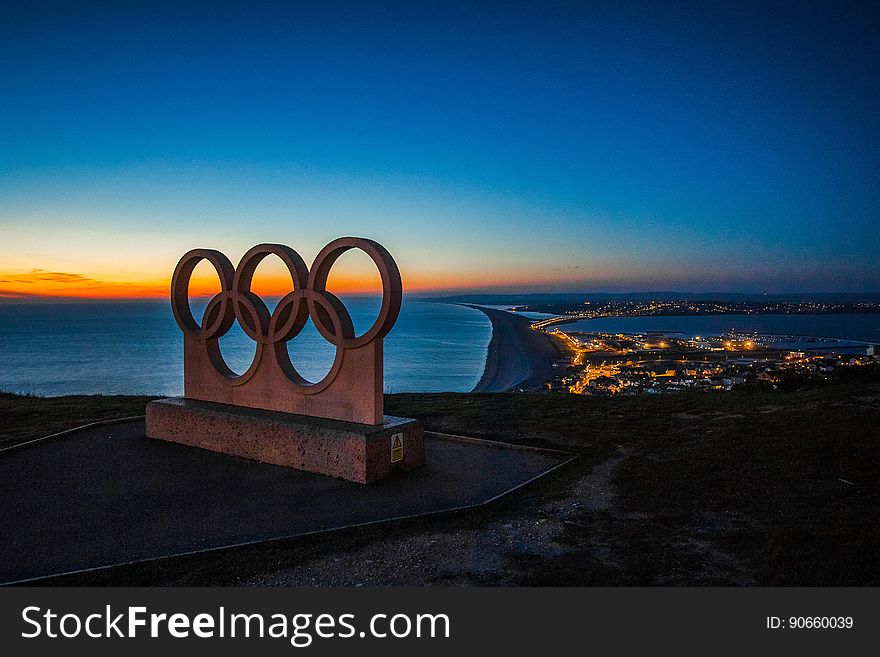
(391, 433), (404, 463)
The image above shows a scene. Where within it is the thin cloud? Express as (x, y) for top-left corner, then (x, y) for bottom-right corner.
(15, 269), (98, 284)
(0, 268), (169, 300)
(0, 290), (38, 298)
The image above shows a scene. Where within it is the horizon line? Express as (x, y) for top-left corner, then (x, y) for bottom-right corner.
(3, 289), (880, 304)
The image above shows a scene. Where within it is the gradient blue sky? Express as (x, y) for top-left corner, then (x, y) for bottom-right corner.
(1, 0), (878, 296)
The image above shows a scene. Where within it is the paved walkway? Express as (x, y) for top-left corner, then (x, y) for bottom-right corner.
(0, 420), (569, 583)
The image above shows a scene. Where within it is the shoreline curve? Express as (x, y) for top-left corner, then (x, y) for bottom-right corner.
(461, 304), (565, 392)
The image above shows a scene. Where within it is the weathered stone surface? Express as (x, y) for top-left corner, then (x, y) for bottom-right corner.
(155, 237), (424, 482)
(146, 397), (424, 484)
(170, 239), (401, 425)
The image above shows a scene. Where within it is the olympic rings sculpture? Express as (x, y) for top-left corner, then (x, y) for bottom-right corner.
(171, 237), (402, 395)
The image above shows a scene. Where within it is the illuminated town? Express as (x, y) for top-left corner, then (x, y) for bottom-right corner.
(541, 328), (878, 396)
(519, 299), (880, 331)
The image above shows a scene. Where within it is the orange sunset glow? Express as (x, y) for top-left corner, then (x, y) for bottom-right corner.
(0, 256), (660, 300)
(0, 263), (609, 300)
(0, 269), (388, 299)
(0, 269), (169, 299)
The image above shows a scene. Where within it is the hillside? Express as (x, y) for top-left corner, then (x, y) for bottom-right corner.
(2, 371), (878, 586)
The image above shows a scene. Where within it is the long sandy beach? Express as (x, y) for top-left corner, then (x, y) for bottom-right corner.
(464, 305), (564, 392)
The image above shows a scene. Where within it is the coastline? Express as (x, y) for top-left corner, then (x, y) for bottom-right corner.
(462, 304), (565, 392)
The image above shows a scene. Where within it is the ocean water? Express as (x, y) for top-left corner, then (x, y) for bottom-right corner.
(560, 314), (880, 346)
(0, 299), (491, 396)
(477, 304), (558, 320)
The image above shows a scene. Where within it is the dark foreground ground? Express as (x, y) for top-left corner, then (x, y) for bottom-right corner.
(2, 368), (878, 586)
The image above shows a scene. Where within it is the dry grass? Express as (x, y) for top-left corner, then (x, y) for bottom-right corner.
(5, 366), (879, 585)
(0, 392), (157, 449)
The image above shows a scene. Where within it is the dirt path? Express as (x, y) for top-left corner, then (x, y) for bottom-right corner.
(244, 449), (631, 586)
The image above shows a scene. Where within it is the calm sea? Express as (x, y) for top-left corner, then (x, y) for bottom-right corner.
(0, 299), (491, 396)
(3, 302), (878, 397)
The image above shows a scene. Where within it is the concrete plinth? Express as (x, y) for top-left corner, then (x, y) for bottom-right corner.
(146, 397), (423, 484)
